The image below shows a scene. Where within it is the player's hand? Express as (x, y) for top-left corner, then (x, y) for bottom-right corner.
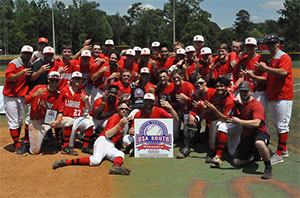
(54, 56), (62, 61)
(57, 66), (69, 74)
(244, 69), (254, 78)
(94, 58), (102, 64)
(203, 100), (216, 111)
(128, 127), (135, 136)
(175, 93), (188, 104)
(50, 120), (61, 128)
(230, 60), (237, 68)
(109, 72), (120, 79)
(100, 66), (109, 73)
(21, 68), (32, 76)
(35, 51), (42, 59)
(160, 100), (172, 110)
(254, 61), (268, 71)
(100, 58), (106, 63)
(176, 59), (184, 66)
(83, 39), (92, 46)
(81, 93), (89, 103)
(102, 90), (109, 102)
(33, 87), (47, 97)
(227, 116), (240, 124)
(188, 115), (197, 125)
(119, 118), (128, 127)
(40, 63), (51, 73)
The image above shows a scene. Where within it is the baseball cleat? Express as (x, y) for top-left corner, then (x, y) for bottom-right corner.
(16, 146), (27, 156)
(282, 150), (289, 158)
(270, 153), (284, 165)
(211, 156), (222, 168)
(109, 166), (131, 175)
(261, 166), (272, 179)
(52, 159), (67, 169)
(205, 154), (213, 163)
(61, 146), (78, 156)
(176, 151), (187, 159)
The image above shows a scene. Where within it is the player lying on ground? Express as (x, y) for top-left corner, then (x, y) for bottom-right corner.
(52, 100), (131, 175)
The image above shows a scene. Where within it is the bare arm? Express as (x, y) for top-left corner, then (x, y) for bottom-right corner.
(7, 68), (32, 82)
(227, 117), (261, 128)
(255, 61), (288, 77)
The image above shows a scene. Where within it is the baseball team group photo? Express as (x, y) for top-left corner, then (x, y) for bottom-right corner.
(0, 0), (299, 197)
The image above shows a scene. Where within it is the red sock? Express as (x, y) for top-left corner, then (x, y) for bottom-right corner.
(82, 126), (93, 148)
(10, 129), (21, 148)
(216, 131), (228, 157)
(63, 126), (72, 148)
(113, 156), (123, 167)
(276, 133), (289, 156)
(24, 124), (29, 143)
(66, 157), (90, 165)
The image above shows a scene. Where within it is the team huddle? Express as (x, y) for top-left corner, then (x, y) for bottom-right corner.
(3, 34), (293, 178)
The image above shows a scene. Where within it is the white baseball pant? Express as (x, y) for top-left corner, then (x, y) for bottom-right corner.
(269, 100), (293, 134)
(28, 119), (51, 154)
(4, 96), (25, 129)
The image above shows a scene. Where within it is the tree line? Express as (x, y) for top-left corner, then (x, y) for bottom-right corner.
(0, 0), (299, 54)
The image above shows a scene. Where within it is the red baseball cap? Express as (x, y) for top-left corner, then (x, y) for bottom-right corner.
(38, 37), (48, 44)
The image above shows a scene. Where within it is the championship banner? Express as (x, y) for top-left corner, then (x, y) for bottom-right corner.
(134, 118), (173, 158)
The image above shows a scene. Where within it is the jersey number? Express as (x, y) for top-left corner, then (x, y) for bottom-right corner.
(74, 109), (81, 117)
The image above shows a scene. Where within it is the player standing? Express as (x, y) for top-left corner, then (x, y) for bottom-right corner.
(3, 45), (33, 156)
(255, 34), (293, 165)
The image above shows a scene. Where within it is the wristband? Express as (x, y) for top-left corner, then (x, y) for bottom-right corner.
(101, 101), (106, 105)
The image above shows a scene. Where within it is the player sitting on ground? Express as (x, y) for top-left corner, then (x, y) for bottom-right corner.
(52, 100), (132, 175)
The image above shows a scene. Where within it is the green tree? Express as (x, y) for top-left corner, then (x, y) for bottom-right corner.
(278, 0), (300, 51)
(234, 9), (252, 40)
(0, 0), (15, 53)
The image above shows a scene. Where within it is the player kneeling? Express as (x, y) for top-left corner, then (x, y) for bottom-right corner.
(52, 100), (131, 175)
(25, 72), (62, 155)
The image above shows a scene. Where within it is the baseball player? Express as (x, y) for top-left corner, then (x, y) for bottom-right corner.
(31, 37), (48, 62)
(52, 100), (131, 175)
(229, 81), (272, 179)
(255, 34), (293, 165)
(25, 71), (62, 154)
(58, 71), (94, 155)
(110, 69), (132, 101)
(3, 45), (33, 156)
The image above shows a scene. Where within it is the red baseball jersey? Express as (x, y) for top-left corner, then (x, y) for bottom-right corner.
(100, 113), (124, 143)
(25, 85), (61, 120)
(111, 81), (132, 100)
(90, 97), (118, 119)
(91, 62), (120, 89)
(157, 57), (176, 70)
(3, 58), (31, 97)
(171, 81), (196, 112)
(49, 59), (73, 90)
(156, 82), (174, 101)
(71, 59), (97, 88)
(59, 86), (87, 117)
(237, 54), (267, 92)
(266, 50), (293, 101)
(240, 98), (269, 137)
(214, 58), (235, 88)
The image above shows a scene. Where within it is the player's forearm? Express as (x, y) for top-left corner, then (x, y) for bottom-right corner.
(30, 70), (43, 81)
(7, 71), (25, 82)
(93, 104), (106, 118)
(239, 119), (261, 128)
(105, 123), (122, 138)
(264, 67), (288, 77)
(213, 109), (227, 122)
(169, 107), (179, 122)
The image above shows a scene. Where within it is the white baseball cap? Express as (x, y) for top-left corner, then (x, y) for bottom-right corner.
(176, 48), (186, 55)
(43, 46), (55, 54)
(105, 39), (114, 46)
(151, 41), (160, 48)
(144, 93), (155, 101)
(168, 65), (177, 74)
(245, 37), (257, 46)
(141, 48), (151, 56)
(126, 49), (135, 56)
(193, 35), (204, 42)
(140, 67), (150, 74)
(133, 46), (142, 51)
(71, 71), (82, 78)
(185, 45), (196, 53)
(21, 45), (33, 53)
(81, 50), (91, 57)
(123, 134), (134, 146)
(48, 71), (60, 79)
(200, 47), (212, 55)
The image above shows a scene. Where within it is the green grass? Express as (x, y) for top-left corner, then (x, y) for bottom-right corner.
(292, 60), (300, 68)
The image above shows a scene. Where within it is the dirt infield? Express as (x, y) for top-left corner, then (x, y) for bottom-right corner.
(0, 125), (114, 198)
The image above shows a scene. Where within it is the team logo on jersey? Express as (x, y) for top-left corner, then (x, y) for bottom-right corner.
(135, 120), (172, 151)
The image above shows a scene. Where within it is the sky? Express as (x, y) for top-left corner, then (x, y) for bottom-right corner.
(58, 0), (285, 29)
